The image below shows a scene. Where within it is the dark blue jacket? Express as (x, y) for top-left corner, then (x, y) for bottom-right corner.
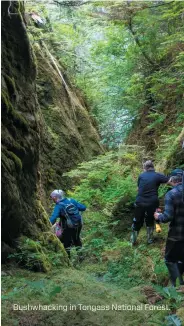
(158, 184), (184, 241)
(136, 170), (169, 204)
(50, 198), (86, 225)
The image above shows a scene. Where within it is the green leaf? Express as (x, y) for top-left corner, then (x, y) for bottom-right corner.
(165, 314), (182, 326)
(49, 286), (62, 298)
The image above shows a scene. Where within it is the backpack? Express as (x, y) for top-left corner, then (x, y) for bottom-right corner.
(61, 200), (82, 228)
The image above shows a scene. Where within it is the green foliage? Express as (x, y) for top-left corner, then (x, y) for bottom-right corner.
(44, 1), (184, 148)
(103, 246), (144, 289)
(149, 314), (182, 326)
(158, 184), (170, 199)
(1, 277), (62, 302)
(26, 1), (184, 148)
(65, 149), (138, 210)
(146, 112), (167, 131)
(8, 237), (52, 272)
(4, 4), (183, 325)
(165, 314), (182, 326)
(155, 126), (184, 173)
(8, 235), (69, 272)
(154, 263), (169, 286)
(153, 285), (184, 312)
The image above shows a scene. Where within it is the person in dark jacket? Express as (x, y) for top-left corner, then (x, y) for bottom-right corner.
(49, 189), (86, 258)
(130, 160), (169, 245)
(154, 169), (184, 287)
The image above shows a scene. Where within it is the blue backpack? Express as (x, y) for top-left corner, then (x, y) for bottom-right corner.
(61, 199), (82, 228)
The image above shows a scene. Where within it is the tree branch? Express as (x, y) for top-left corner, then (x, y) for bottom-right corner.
(128, 15), (158, 67)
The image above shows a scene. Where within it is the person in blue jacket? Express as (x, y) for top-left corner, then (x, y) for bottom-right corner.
(49, 189), (86, 258)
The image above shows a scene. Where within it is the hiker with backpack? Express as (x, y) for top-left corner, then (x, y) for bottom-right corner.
(154, 169), (184, 287)
(49, 190), (86, 258)
(130, 160), (169, 245)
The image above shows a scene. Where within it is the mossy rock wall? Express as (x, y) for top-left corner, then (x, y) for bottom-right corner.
(1, 2), (103, 261)
(34, 42), (104, 204)
(1, 2), (45, 259)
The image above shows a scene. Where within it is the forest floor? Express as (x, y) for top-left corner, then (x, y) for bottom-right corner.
(2, 219), (184, 326)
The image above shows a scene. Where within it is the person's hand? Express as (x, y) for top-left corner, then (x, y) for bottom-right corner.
(167, 177), (173, 186)
(51, 223), (56, 234)
(154, 212), (160, 220)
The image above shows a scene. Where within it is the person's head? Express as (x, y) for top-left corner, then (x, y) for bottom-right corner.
(50, 189), (64, 203)
(169, 169), (183, 186)
(143, 160), (154, 171)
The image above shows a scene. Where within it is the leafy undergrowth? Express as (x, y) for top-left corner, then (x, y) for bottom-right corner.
(2, 148), (184, 325)
(79, 211), (170, 287)
(2, 220), (184, 326)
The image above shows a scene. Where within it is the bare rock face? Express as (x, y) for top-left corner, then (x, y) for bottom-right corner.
(1, 2), (103, 262)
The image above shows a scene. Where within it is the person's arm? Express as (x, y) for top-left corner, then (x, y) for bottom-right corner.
(137, 175), (140, 192)
(158, 173), (169, 184)
(72, 199), (86, 211)
(154, 192), (174, 223)
(49, 204), (61, 225)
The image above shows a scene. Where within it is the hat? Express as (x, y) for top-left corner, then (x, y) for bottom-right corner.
(50, 189), (64, 199)
(170, 169), (183, 177)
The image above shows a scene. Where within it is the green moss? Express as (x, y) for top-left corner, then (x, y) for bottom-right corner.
(20, 237), (42, 252)
(12, 140), (26, 155)
(12, 234), (69, 271)
(1, 265), (176, 326)
(4, 75), (16, 94)
(15, 236), (52, 272)
(2, 89), (29, 130)
(35, 200), (49, 225)
(36, 218), (45, 229)
(1, 90), (11, 112)
(45, 167), (57, 185)
(6, 150), (22, 171)
(1, 151), (14, 172)
(41, 232), (64, 252)
(11, 109), (29, 130)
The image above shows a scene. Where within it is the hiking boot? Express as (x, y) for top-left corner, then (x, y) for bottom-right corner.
(165, 262), (184, 287)
(147, 227), (154, 244)
(130, 230), (139, 246)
